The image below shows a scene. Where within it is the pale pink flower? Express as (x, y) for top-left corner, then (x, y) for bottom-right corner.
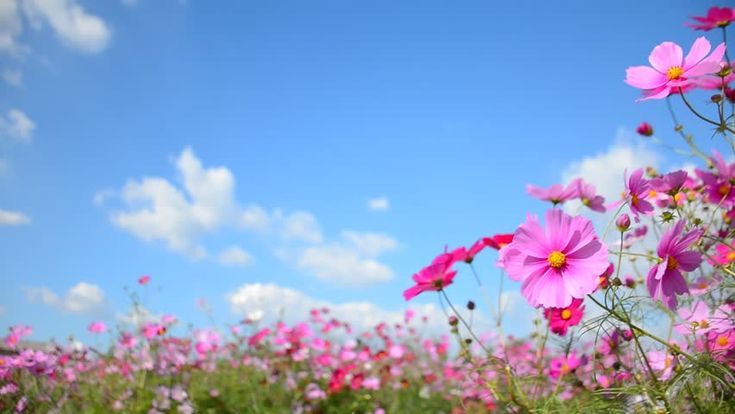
(625, 37), (726, 100)
(500, 209), (609, 308)
(526, 182), (578, 205)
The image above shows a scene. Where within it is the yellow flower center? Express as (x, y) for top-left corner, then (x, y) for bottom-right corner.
(717, 20), (731, 28)
(719, 184), (731, 195)
(649, 190), (658, 198)
(631, 193), (639, 206)
(716, 335), (729, 347)
(727, 251), (735, 262)
(699, 319), (710, 329)
(581, 197), (590, 206)
(666, 66), (684, 80)
(561, 362), (570, 373)
(674, 192), (683, 203)
(547, 251), (566, 269)
(561, 309), (573, 320)
(666, 256), (679, 271)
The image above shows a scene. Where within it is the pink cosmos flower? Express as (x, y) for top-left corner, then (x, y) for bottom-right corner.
(623, 225), (648, 248)
(88, 322), (107, 334)
(574, 178), (606, 213)
(646, 221), (703, 310)
(675, 301), (732, 335)
(484, 234), (513, 250)
(549, 352), (583, 379)
(544, 298), (584, 336)
(138, 275), (150, 285)
(526, 182), (578, 205)
(4, 325), (32, 349)
(623, 168), (654, 221)
(625, 37), (726, 100)
(687, 6), (735, 31)
(711, 243), (735, 265)
(500, 209), (609, 308)
(647, 350), (677, 380)
(403, 248), (462, 300)
(696, 150), (735, 206)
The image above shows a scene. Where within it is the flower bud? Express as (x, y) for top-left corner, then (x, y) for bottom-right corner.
(448, 316), (459, 327)
(636, 122), (654, 137)
(622, 329), (634, 341)
(466, 300), (476, 311)
(616, 214), (631, 232)
(711, 94), (722, 103)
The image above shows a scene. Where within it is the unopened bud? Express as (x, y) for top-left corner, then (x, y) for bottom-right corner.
(711, 94), (723, 104)
(466, 300), (476, 311)
(636, 122), (654, 137)
(448, 316), (459, 327)
(616, 214), (631, 232)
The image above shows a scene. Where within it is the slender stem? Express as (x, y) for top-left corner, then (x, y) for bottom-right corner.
(679, 88), (735, 134)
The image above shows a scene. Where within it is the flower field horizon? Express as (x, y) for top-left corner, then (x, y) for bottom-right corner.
(2, 2), (735, 413)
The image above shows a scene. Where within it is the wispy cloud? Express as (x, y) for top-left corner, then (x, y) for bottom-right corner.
(0, 209), (31, 226)
(367, 196), (389, 212)
(0, 109), (35, 143)
(26, 282), (108, 316)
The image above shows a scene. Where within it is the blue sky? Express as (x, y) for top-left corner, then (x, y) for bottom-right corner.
(0, 0), (727, 344)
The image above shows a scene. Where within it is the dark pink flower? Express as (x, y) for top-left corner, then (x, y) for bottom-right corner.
(500, 209), (609, 308)
(687, 7), (735, 31)
(544, 299), (584, 336)
(483, 234), (513, 250)
(646, 221), (703, 310)
(138, 275), (151, 285)
(404, 247), (465, 300)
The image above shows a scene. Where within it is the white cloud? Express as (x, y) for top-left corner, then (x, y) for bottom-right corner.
(1, 67), (22, 86)
(562, 130), (660, 204)
(340, 230), (398, 257)
(26, 282), (107, 315)
(298, 245), (394, 285)
(117, 305), (157, 326)
(0, 109), (35, 143)
(108, 147), (239, 259)
(218, 245), (253, 267)
(0, 0), (23, 55)
(279, 211), (322, 243)
(103, 147), (328, 260)
(0, 209), (31, 226)
(226, 282), (450, 334)
(22, 0), (111, 54)
(368, 196), (389, 211)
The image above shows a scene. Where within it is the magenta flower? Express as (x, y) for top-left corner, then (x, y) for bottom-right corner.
(403, 247), (463, 300)
(625, 37), (726, 100)
(624, 168), (654, 221)
(526, 182), (578, 205)
(500, 209), (609, 308)
(138, 274), (151, 285)
(88, 321), (107, 334)
(574, 178), (606, 213)
(687, 6), (735, 31)
(549, 352), (583, 379)
(646, 221), (703, 310)
(544, 298), (584, 336)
